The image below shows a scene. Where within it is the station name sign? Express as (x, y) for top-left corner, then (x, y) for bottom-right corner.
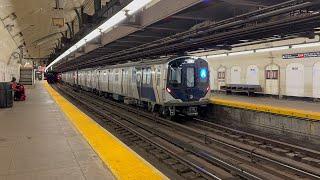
(282, 51), (320, 59)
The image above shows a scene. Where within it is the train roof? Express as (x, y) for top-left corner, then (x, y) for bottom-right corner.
(78, 56), (206, 71)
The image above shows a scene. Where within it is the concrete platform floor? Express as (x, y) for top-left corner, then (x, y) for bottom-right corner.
(0, 81), (115, 180)
(212, 93), (320, 113)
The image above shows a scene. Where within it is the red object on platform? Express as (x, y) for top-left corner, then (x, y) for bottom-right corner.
(14, 84), (26, 101)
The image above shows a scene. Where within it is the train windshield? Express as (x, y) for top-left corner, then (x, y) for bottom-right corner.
(169, 67), (182, 85)
(168, 57), (209, 88)
(186, 67), (195, 87)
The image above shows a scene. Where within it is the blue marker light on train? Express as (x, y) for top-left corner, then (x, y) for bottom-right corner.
(200, 68), (207, 79)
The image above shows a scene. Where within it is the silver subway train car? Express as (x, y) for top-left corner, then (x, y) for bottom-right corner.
(61, 56), (211, 116)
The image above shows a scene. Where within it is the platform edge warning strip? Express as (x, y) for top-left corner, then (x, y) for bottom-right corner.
(44, 83), (168, 180)
(210, 97), (320, 121)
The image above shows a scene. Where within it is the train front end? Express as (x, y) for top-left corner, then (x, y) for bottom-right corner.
(164, 56), (210, 116)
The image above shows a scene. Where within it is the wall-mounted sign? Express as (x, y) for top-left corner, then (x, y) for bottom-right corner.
(52, 18), (65, 27)
(283, 51), (320, 59)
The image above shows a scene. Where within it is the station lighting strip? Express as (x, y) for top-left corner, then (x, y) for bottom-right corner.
(205, 41), (320, 59)
(45, 0), (153, 72)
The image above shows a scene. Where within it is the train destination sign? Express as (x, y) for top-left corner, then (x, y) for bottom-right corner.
(282, 51), (320, 59)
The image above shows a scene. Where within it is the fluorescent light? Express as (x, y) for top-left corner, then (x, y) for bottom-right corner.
(207, 54), (227, 58)
(256, 46), (289, 52)
(45, 0), (153, 71)
(99, 11), (127, 32)
(229, 50), (254, 56)
(291, 42), (320, 49)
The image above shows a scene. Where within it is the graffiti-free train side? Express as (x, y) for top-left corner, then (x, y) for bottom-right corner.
(61, 56), (210, 117)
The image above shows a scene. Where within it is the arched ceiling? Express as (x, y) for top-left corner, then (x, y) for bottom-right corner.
(0, 0), (104, 64)
(0, 0), (18, 64)
(12, 0), (86, 58)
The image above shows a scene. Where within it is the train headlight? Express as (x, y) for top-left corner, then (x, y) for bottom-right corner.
(200, 68), (208, 79)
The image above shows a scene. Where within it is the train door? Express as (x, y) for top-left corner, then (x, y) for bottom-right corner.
(265, 64), (279, 95)
(136, 68), (142, 99)
(141, 67), (156, 101)
(313, 62), (320, 98)
(130, 67), (138, 98)
(217, 67), (226, 90)
(142, 68), (147, 99)
(97, 70), (101, 91)
(155, 65), (162, 103)
(121, 69), (125, 95)
(121, 69), (129, 96)
(104, 70), (108, 92)
(98, 70), (104, 91)
(117, 69), (121, 93)
(115, 69), (119, 93)
(74, 70), (78, 85)
(246, 65), (259, 85)
(230, 66), (241, 84)
(107, 69), (111, 92)
(286, 63), (304, 97)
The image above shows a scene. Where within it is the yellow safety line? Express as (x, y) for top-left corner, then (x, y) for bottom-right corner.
(44, 83), (168, 180)
(210, 97), (320, 121)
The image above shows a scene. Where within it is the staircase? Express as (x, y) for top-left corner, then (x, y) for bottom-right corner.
(19, 68), (33, 85)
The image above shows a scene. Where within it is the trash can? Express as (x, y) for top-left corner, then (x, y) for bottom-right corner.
(0, 82), (13, 108)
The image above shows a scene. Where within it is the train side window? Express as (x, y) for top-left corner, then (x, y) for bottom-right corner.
(132, 69), (137, 82)
(143, 69), (147, 84)
(146, 68), (151, 85)
(115, 70), (119, 82)
(156, 67), (161, 86)
(136, 69), (141, 83)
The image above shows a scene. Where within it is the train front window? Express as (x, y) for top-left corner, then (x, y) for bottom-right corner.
(169, 67), (182, 86)
(186, 67), (195, 87)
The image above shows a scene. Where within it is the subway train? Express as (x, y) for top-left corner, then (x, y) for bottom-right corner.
(61, 56), (211, 116)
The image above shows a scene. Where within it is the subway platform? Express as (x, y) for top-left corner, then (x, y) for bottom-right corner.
(210, 94), (320, 145)
(0, 81), (166, 180)
(211, 94), (320, 121)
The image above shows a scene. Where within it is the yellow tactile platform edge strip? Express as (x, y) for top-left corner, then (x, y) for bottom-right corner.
(210, 97), (320, 121)
(44, 83), (168, 180)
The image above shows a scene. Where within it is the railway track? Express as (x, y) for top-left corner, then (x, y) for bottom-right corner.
(55, 83), (320, 180)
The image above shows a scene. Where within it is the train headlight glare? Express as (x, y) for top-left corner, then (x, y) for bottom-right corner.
(200, 68), (208, 79)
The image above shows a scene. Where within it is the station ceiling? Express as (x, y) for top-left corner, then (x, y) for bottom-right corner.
(0, 0), (111, 62)
(1, 0), (318, 68)
(56, 0), (320, 71)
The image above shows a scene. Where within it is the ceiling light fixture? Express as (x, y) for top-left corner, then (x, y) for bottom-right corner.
(229, 50), (254, 56)
(291, 42), (320, 49)
(255, 46), (290, 52)
(46, 0), (153, 71)
(206, 54), (227, 58)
